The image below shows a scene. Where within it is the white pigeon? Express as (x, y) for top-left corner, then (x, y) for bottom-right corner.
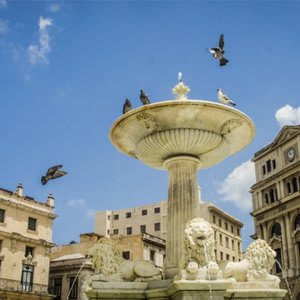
(217, 88), (236, 106)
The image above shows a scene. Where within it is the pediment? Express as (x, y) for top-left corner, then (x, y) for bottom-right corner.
(270, 125), (300, 149)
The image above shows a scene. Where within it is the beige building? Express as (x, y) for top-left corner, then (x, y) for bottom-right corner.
(0, 184), (56, 300)
(94, 197), (243, 262)
(49, 232), (166, 300)
(251, 125), (300, 299)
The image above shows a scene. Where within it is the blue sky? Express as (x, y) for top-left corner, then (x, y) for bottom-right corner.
(1, 0), (300, 249)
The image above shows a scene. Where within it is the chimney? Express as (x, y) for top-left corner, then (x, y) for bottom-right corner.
(16, 183), (23, 197)
(47, 193), (55, 207)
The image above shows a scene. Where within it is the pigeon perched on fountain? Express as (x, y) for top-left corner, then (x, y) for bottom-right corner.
(123, 99), (132, 114)
(217, 88), (236, 106)
(209, 34), (229, 66)
(140, 89), (150, 105)
(41, 165), (67, 185)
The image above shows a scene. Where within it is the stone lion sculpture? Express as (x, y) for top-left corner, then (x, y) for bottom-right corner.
(181, 218), (219, 280)
(89, 238), (161, 282)
(220, 239), (280, 283)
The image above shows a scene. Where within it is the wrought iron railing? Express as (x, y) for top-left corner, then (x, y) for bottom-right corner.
(0, 278), (49, 294)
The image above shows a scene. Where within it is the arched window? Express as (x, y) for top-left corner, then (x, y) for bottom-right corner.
(271, 223), (281, 237)
(270, 189), (275, 203)
(294, 215), (300, 229)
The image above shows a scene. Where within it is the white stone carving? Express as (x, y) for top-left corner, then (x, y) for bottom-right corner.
(172, 82), (190, 100)
(89, 238), (161, 282)
(181, 218), (219, 280)
(220, 239), (280, 283)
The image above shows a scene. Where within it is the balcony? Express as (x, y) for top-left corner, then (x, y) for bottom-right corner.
(0, 278), (49, 295)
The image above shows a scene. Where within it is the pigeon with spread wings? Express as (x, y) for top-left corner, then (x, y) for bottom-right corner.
(41, 165), (67, 185)
(209, 34), (229, 66)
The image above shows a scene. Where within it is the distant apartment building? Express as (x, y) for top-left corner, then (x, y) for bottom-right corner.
(251, 125), (300, 299)
(49, 232), (165, 300)
(94, 198), (243, 262)
(0, 184), (56, 300)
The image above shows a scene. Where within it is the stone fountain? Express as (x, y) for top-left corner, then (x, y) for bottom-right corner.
(86, 76), (287, 300)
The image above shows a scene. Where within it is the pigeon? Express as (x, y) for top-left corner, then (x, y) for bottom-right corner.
(140, 89), (150, 105)
(123, 99), (132, 114)
(41, 165), (67, 185)
(217, 88), (236, 106)
(209, 34), (229, 66)
(178, 72), (182, 82)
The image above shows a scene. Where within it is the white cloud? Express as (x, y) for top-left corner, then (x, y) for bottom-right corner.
(28, 16), (53, 64)
(67, 199), (85, 208)
(48, 3), (60, 13)
(0, 0), (7, 8)
(218, 160), (255, 212)
(0, 19), (8, 34)
(275, 105), (300, 127)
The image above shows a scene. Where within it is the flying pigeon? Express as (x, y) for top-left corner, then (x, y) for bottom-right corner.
(217, 88), (236, 106)
(123, 99), (132, 114)
(41, 165), (67, 185)
(209, 34), (229, 66)
(140, 89), (150, 105)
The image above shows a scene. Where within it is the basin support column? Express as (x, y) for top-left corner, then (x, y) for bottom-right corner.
(163, 156), (201, 279)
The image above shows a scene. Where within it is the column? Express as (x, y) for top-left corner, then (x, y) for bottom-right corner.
(164, 156), (201, 279)
(262, 222), (268, 240)
(284, 213), (296, 276)
(280, 217), (289, 272)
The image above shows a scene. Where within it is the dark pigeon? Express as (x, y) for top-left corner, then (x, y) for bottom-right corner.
(41, 165), (67, 185)
(209, 34), (229, 66)
(140, 89), (150, 105)
(123, 99), (132, 114)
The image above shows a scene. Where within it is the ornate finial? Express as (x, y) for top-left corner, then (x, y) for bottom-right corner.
(172, 72), (190, 100)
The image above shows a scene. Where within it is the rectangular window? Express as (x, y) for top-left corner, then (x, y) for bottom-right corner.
(0, 209), (5, 223)
(226, 254), (230, 260)
(219, 219), (222, 227)
(53, 277), (62, 300)
(28, 217), (37, 231)
(225, 222), (228, 230)
(154, 223), (160, 231)
(154, 207), (160, 213)
(126, 212), (131, 218)
(113, 229), (118, 234)
(113, 214), (119, 220)
(21, 264), (34, 292)
(107, 215), (110, 220)
(122, 251), (130, 260)
(219, 234), (223, 244)
(232, 240), (235, 250)
(220, 252), (223, 260)
(126, 227), (132, 235)
(107, 229), (110, 235)
(213, 215), (216, 224)
(262, 165), (266, 175)
(69, 276), (78, 299)
(140, 225), (146, 233)
(233, 256), (235, 262)
(226, 237), (229, 248)
(237, 228), (240, 236)
(231, 225), (234, 233)
(142, 209), (147, 216)
(25, 246), (34, 257)
(266, 160), (272, 172)
(150, 250), (155, 262)
(272, 159), (276, 169)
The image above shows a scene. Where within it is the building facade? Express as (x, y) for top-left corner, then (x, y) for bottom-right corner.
(0, 184), (56, 300)
(251, 125), (300, 299)
(94, 198), (243, 262)
(49, 232), (165, 300)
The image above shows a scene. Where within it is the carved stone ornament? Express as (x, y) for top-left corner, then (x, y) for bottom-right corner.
(221, 119), (243, 135)
(136, 112), (158, 131)
(220, 239), (280, 283)
(89, 238), (161, 282)
(22, 254), (37, 266)
(172, 82), (190, 100)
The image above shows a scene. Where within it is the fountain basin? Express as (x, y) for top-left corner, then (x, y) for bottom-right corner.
(110, 100), (255, 169)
